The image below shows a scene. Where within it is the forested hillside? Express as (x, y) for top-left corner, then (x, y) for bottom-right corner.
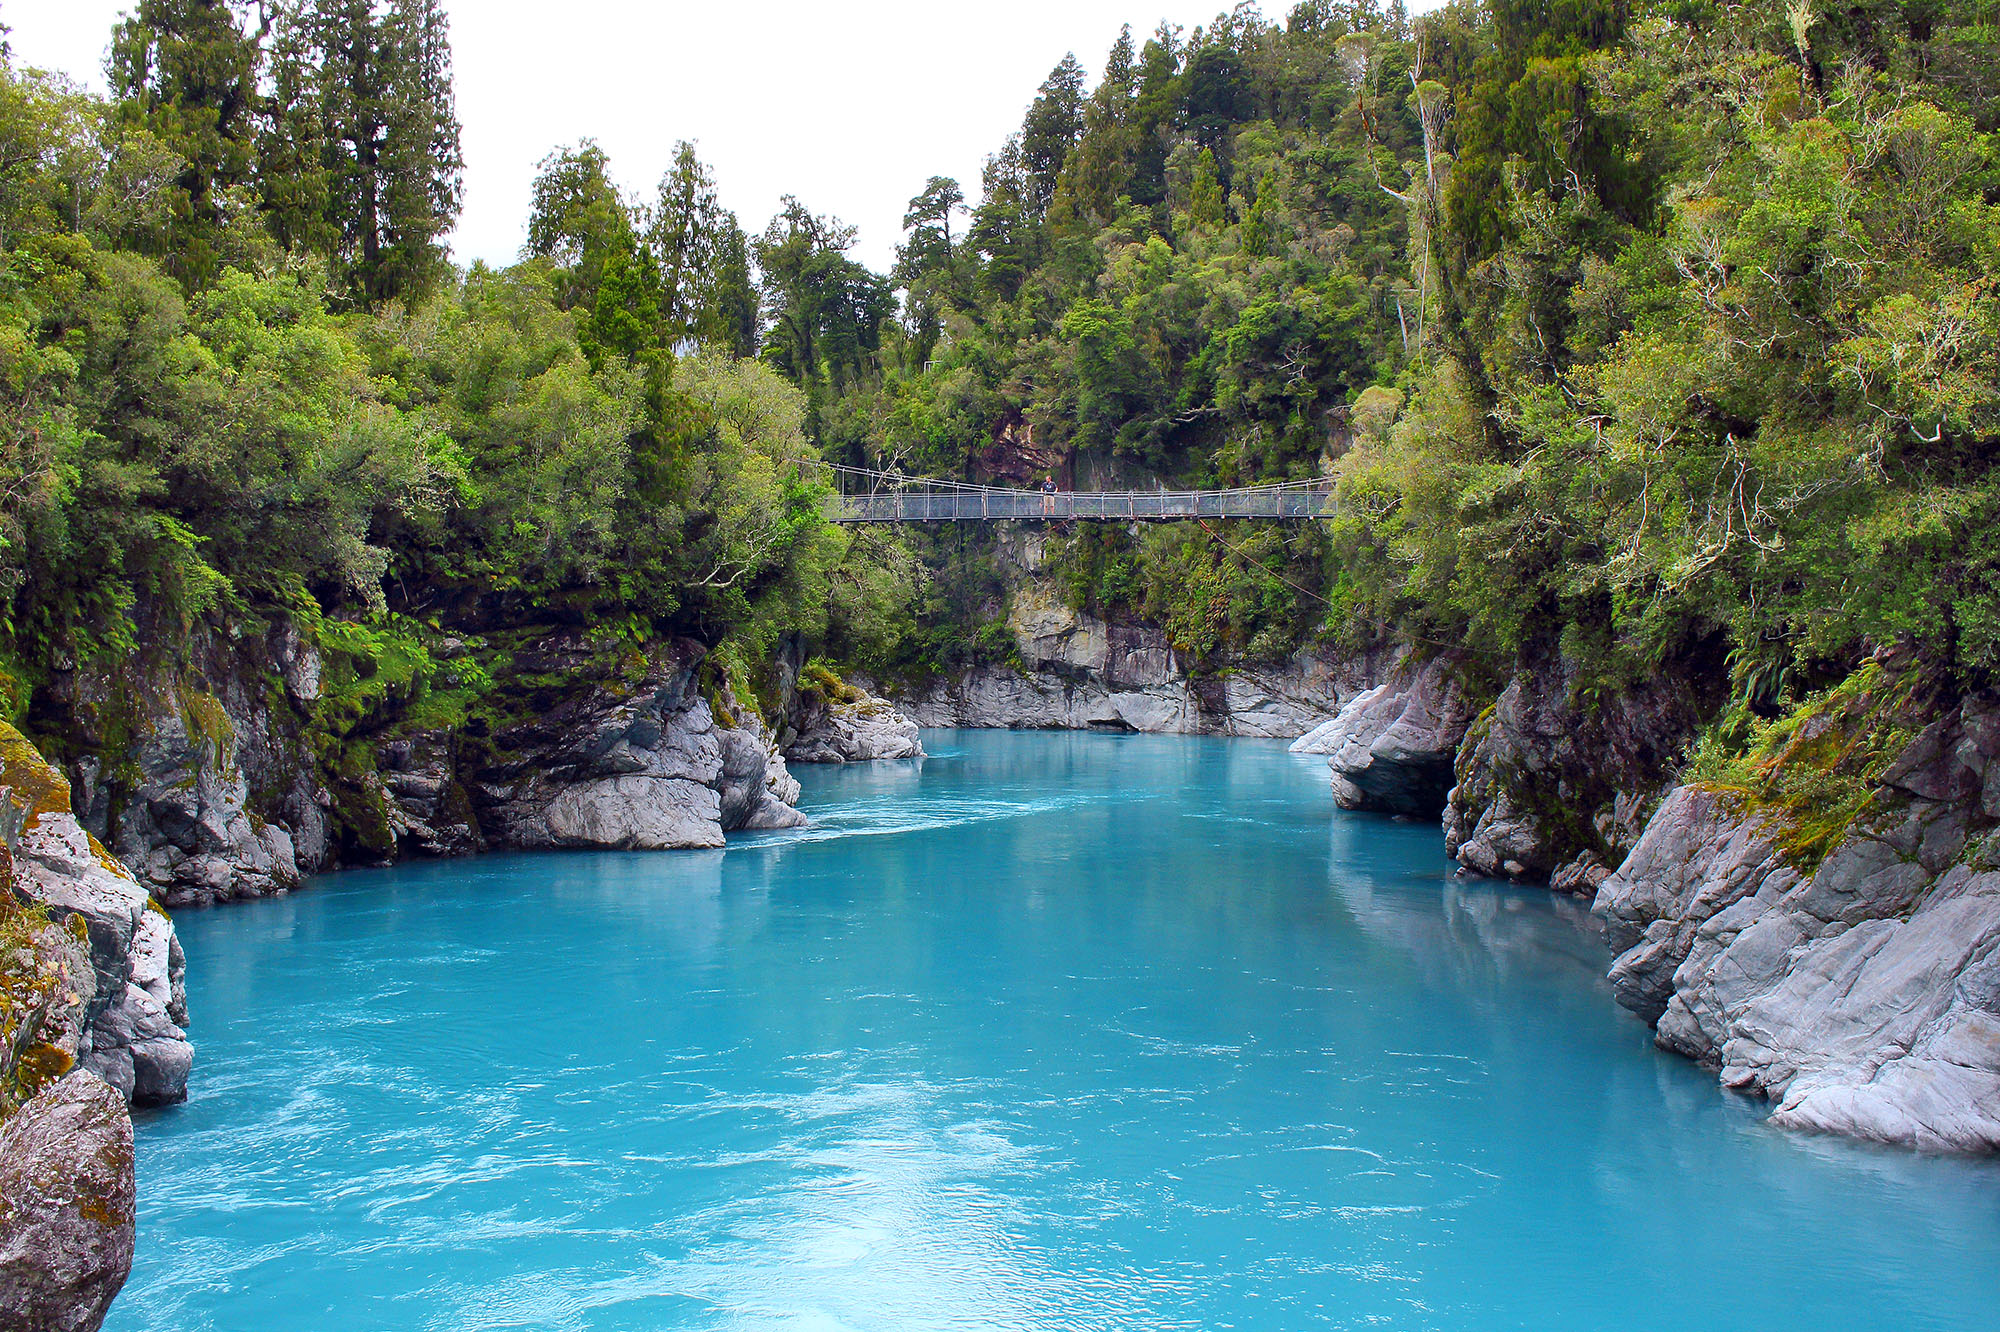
(804, 0), (2000, 704)
(1, 0), (1996, 869)
(0, 0), (897, 763)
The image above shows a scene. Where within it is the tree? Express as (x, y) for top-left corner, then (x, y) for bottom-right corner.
(755, 197), (892, 433)
(261, 0), (464, 306)
(106, 0), (262, 284)
(895, 176), (964, 367)
(1439, 0), (1642, 264)
(899, 175), (963, 272)
(1126, 22), (1185, 206)
(647, 140), (747, 350)
(1020, 53), (1086, 217)
(968, 140), (1035, 301)
(1181, 36), (1255, 159)
(1052, 27), (1140, 227)
(524, 139), (635, 311)
(698, 217), (759, 359)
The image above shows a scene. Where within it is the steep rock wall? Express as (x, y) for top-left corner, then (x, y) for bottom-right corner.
(464, 636), (802, 853)
(1591, 692), (2000, 1151)
(1443, 659), (1713, 888)
(890, 581), (1378, 737)
(33, 630), (809, 908)
(1, 723), (190, 1107)
(46, 625), (332, 910)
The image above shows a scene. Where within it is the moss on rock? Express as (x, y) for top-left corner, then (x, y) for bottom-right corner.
(1683, 660), (1922, 873)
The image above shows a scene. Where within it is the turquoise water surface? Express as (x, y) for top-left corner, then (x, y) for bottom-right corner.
(111, 731), (2000, 1331)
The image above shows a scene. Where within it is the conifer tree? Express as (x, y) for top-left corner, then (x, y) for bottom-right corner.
(107, 0), (262, 284)
(524, 138), (634, 311)
(1019, 53), (1086, 218)
(698, 219), (759, 360)
(260, 0), (463, 305)
(648, 141), (734, 347)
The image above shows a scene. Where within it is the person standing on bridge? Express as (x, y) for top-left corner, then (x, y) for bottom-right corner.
(1041, 474), (1057, 517)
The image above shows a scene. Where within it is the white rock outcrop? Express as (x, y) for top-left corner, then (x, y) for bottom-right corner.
(1315, 657), (1478, 816)
(786, 695), (924, 764)
(2, 724), (191, 1107)
(1592, 692), (2000, 1152)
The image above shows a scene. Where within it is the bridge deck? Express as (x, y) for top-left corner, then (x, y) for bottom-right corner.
(826, 487), (1330, 523)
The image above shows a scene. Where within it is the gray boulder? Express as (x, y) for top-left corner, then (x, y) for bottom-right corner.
(0, 1074), (136, 1332)
(786, 694), (925, 764)
(1319, 657), (1479, 816)
(1592, 690), (2000, 1152)
(537, 776), (725, 849)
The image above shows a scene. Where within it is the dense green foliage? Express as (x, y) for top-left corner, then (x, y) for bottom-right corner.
(805, 0), (2000, 701)
(815, 5), (1433, 670)
(2, 0), (1997, 791)
(0, 1), (894, 760)
(1332, 0), (2000, 710)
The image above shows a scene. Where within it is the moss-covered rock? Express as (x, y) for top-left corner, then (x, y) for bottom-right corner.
(1682, 658), (1923, 874)
(0, 721), (190, 1109)
(0, 1072), (136, 1332)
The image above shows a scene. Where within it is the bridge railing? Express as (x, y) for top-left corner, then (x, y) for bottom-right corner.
(824, 485), (1331, 523)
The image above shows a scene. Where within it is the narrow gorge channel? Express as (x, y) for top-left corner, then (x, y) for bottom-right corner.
(108, 732), (2000, 1332)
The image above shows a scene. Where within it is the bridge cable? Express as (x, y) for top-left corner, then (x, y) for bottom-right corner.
(1196, 517), (1332, 608)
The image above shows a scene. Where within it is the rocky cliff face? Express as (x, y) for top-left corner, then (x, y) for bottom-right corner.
(891, 579), (1378, 738)
(1297, 655), (1479, 815)
(47, 626), (332, 911)
(32, 630), (809, 908)
(1304, 642), (1999, 1152)
(1, 728), (164, 1332)
(1301, 650), (1709, 885)
(1592, 692), (2000, 1152)
(1444, 659), (1713, 889)
(466, 636), (804, 852)
(2, 723), (190, 1107)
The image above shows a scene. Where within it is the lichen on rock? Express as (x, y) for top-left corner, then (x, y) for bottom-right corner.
(0, 1073), (136, 1332)
(1, 722), (190, 1109)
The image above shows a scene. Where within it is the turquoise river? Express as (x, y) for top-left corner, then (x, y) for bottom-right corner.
(107, 731), (2000, 1331)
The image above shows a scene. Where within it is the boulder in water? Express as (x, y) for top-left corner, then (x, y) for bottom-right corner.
(1317, 658), (1478, 817)
(0, 1073), (136, 1332)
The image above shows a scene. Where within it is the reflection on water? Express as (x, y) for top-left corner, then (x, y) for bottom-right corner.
(113, 731), (2000, 1332)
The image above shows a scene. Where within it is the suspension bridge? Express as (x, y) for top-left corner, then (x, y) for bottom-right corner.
(819, 464), (1333, 523)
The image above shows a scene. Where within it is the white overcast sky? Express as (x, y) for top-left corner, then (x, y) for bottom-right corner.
(6, 0), (1302, 273)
